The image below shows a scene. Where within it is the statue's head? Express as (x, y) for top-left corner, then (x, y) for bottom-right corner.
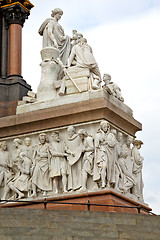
(19, 151), (26, 159)
(67, 126), (76, 138)
(77, 129), (87, 139)
(126, 135), (133, 146)
(51, 8), (63, 18)
(13, 138), (22, 148)
(103, 73), (111, 82)
(117, 132), (123, 142)
(77, 33), (83, 39)
(51, 131), (60, 142)
(24, 137), (31, 147)
(0, 141), (7, 151)
(111, 128), (117, 136)
(38, 133), (47, 144)
(100, 120), (110, 133)
(79, 38), (87, 44)
(133, 139), (143, 149)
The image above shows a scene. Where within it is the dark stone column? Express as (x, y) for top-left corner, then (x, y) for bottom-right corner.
(0, 13), (2, 77)
(1, 14), (9, 79)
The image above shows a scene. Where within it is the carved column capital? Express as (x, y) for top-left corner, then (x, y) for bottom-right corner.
(2, 4), (30, 27)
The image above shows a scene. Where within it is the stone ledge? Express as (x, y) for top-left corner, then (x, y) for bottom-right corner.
(0, 97), (141, 138)
(16, 89), (132, 116)
(0, 189), (151, 214)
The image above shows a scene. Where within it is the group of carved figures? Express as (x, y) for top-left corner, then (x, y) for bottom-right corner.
(0, 121), (144, 202)
(36, 8), (124, 101)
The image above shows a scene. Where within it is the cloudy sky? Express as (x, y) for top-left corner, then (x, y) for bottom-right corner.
(22, 0), (160, 214)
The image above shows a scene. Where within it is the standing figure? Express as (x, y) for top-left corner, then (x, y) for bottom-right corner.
(23, 137), (33, 161)
(12, 138), (23, 188)
(31, 133), (52, 197)
(50, 131), (74, 193)
(105, 129), (117, 187)
(77, 129), (94, 191)
(38, 8), (71, 65)
(114, 132), (123, 190)
(118, 151), (135, 193)
(94, 120), (109, 185)
(7, 152), (31, 199)
(132, 140), (144, 201)
(67, 126), (82, 191)
(0, 141), (11, 189)
(94, 120), (116, 188)
(122, 136), (134, 177)
(68, 37), (101, 89)
(13, 138), (23, 166)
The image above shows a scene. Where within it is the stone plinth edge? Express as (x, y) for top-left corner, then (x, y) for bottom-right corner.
(0, 189), (151, 214)
(0, 97), (142, 138)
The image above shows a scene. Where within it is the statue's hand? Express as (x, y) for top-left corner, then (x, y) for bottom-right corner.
(53, 40), (58, 48)
(71, 153), (75, 157)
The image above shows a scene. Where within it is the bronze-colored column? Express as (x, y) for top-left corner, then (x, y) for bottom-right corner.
(9, 24), (22, 76)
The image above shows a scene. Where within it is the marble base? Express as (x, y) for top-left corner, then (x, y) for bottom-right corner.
(16, 89), (133, 116)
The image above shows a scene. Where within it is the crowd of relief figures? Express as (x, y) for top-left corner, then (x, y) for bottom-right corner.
(0, 120), (144, 202)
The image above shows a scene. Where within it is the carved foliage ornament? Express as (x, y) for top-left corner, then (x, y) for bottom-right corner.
(2, 4), (30, 26)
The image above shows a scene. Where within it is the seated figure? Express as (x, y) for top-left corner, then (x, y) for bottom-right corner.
(68, 38), (101, 90)
(103, 73), (124, 102)
(3, 152), (31, 200)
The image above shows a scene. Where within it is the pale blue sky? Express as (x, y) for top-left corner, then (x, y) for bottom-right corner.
(22, 0), (160, 214)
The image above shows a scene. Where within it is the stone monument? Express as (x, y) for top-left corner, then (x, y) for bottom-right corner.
(0, 7), (151, 214)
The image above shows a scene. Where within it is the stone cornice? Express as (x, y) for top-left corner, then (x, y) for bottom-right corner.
(1, 3), (30, 26)
(0, 0), (34, 11)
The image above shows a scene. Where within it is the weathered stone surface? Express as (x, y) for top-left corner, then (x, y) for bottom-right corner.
(66, 77), (88, 94)
(27, 91), (36, 98)
(0, 209), (159, 240)
(66, 67), (90, 79)
(16, 89), (133, 116)
(22, 96), (36, 103)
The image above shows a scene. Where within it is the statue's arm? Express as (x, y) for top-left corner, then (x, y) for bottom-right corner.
(47, 22), (58, 48)
(68, 47), (76, 66)
(19, 162), (30, 175)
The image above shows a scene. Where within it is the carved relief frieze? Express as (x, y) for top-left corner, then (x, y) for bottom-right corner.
(0, 120), (144, 202)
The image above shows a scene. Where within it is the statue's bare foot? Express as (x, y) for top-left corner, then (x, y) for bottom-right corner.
(78, 187), (86, 192)
(43, 191), (47, 196)
(17, 193), (24, 200)
(92, 84), (100, 90)
(55, 189), (58, 194)
(31, 193), (37, 198)
(115, 187), (123, 193)
(106, 182), (110, 188)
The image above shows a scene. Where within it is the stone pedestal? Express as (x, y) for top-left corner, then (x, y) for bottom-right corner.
(0, 76), (31, 117)
(0, 91), (147, 213)
(0, 189), (151, 214)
